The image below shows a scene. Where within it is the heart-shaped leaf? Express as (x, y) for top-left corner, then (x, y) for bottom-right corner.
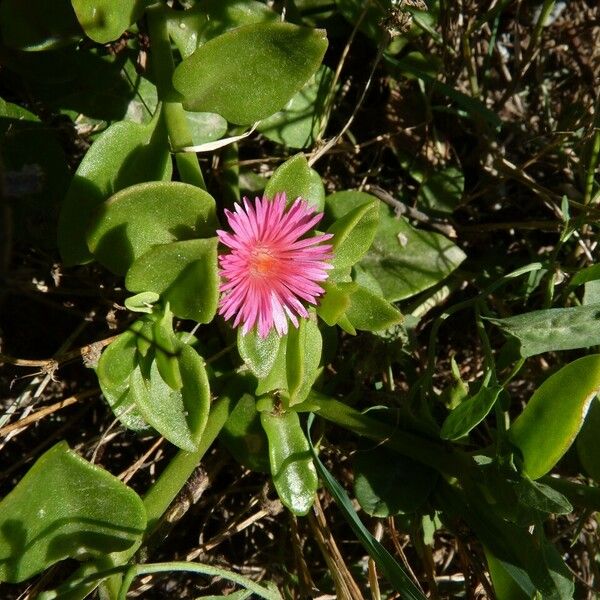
(238, 328), (282, 379)
(344, 285), (403, 332)
(173, 22), (328, 124)
(258, 65), (334, 149)
(131, 343), (210, 451)
(87, 181), (217, 275)
(71, 0), (144, 43)
(58, 111), (172, 266)
(96, 325), (150, 431)
(264, 154), (325, 211)
(0, 442), (146, 583)
(167, 0), (278, 59)
(126, 238), (219, 323)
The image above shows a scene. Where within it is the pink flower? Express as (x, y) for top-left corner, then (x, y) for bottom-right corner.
(217, 193), (333, 338)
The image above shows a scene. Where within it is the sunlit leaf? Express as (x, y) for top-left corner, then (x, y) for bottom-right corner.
(510, 355), (600, 479)
(0, 442), (146, 583)
(261, 407), (317, 515)
(173, 22), (328, 124)
(58, 111), (172, 266)
(126, 238), (219, 323)
(264, 154), (325, 211)
(87, 181), (217, 275)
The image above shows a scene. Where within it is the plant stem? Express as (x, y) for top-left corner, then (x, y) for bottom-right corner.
(118, 561), (281, 600)
(147, 5), (206, 190)
(143, 395), (234, 532)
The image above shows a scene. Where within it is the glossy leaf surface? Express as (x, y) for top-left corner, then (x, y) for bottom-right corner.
(510, 355), (600, 479)
(326, 193), (379, 270)
(126, 238), (219, 323)
(71, 0), (144, 43)
(131, 343), (210, 452)
(173, 22), (328, 124)
(167, 0), (278, 58)
(0, 442), (146, 583)
(58, 113), (172, 265)
(344, 285), (403, 332)
(96, 326), (149, 431)
(87, 182), (217, 275)
(326, 193), (465, 301)
(261, 408), (317, 515)
(238, 329), (282, 379)
(264, 154), (325, 211)
(258, 65), (333, 149)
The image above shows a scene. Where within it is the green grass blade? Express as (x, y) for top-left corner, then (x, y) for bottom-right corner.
(307, 414), (428, 600)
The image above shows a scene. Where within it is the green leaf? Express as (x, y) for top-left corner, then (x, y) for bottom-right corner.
(354, 445), (438, 517)
(568, 264), (600, 291)
(285, 318), (322, 406)
(485, 548), (533, 600)
(258, 65), (333, 149)
(488, 304), (600, 358)
(131, 344), (210, 451)
(316, 282), (355, 326)
(186, 111), (228, 146)
(510, 355), (600, 479)
(58, 112), (172, 266)
(167, 0), (278, 59)
(307, 414), (428, 600)
(344, 285), (403, 332)
(221, 389), (270, 473)
(96, 326), (150, 431)
(261, 408), (317, 515)
(255, 335), (288, 396)
(124, 291), (160, 314)
(439, 481), (574, 600)
(357, 205), (465, 302)
(326, 193), (379, 270)
(576, 396), (600, 481)
(238, 328), (282, 379)
(515, 479), (573, 515)
(126, 238), (219, 323)
(0, 0), (82, 51)
(87, 181), (217, 275)
(173, 22), (328, 125)
(417, 166), (464, 214)
(264, 154), (325, 211)
(0, 442), (146, 583)
(71, 0), (145, 43)
(440, 385), (502, 441)
(152, 307), (183, 391)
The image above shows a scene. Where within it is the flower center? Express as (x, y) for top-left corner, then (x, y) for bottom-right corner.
(249, 245), (278, 278)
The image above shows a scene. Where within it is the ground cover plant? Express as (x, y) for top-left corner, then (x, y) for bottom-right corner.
(1, 0), (599, 598)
